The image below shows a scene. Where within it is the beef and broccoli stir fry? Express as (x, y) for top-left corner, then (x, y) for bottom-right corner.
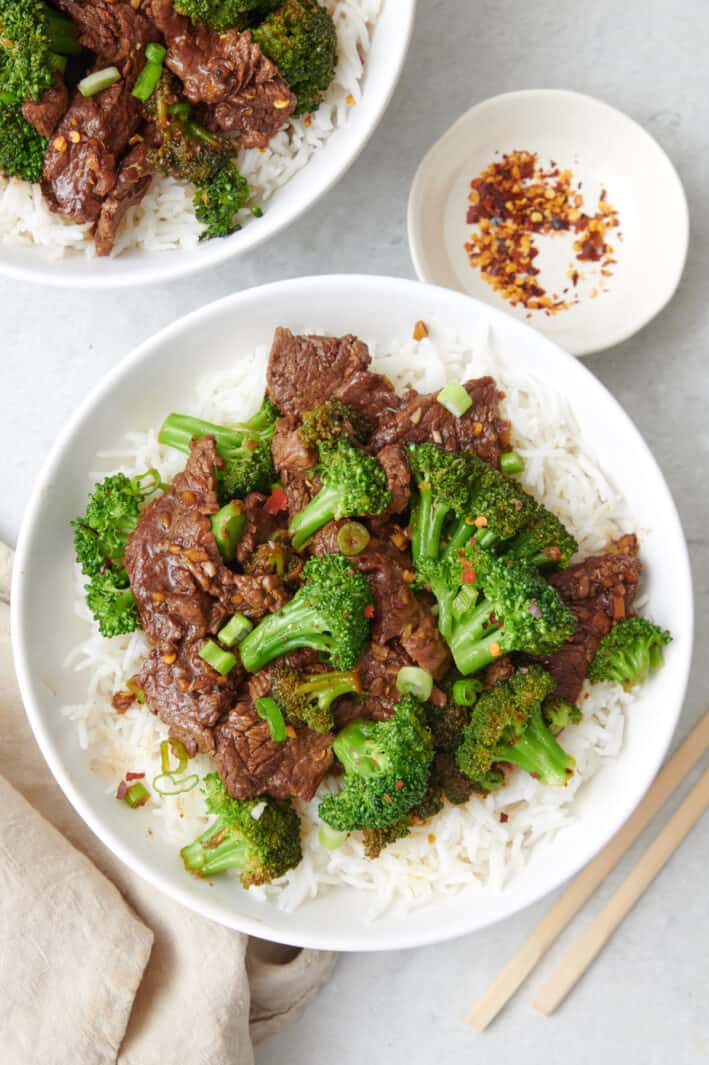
(72, 326), (671, 886)
(0, 0), (337, 253)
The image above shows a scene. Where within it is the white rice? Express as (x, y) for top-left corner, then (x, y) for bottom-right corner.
(62, 321), (640, 919)
(0, 0), (380, 258)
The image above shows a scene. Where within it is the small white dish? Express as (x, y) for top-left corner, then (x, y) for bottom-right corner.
(11, 275), (692, 951)
(408, 90), (689, 356)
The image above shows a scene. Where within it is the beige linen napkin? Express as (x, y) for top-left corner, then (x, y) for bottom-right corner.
(0, 542), (335, 1065)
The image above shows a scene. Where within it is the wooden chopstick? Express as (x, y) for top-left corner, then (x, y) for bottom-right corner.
(533, 767), (709, 1015)
(466, 711), (709, 1031)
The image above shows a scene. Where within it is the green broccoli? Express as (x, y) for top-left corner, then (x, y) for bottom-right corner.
(442, 543), (576, 675)
(588, 617), (672, 691)
(239, 552), (373, 672)
(318, 694), (434, 832)
(543, 698), (583, 736)
(270, 663), (362, 733)
(252, 0), (337, 115)
(445, 452), (539, 556)
(425, 699), (471, 753)
(289, 438), (390, 550)
(299, 398), (370, 450)
(194, 162), (262, 240)
(456, 667), (575, 791)
(361, 819), (411, 859)
(502, 507), (578, 569)
(173, 0), (279, 31)
(72, 470), (161, 637)
(158, 396), (279, 501)
(0, 0), (79, 103)
(407, 443), (475, 563)
(0, 96), (47, 182)
(181, 773), (302, 885)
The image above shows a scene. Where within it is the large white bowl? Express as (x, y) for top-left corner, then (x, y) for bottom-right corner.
(11, 276), (693, 950)
(0, 3), (415, 289)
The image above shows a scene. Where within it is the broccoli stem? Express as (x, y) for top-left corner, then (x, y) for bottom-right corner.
(500, 712), (575, 786)
(296, 670), (361, 706)
(448, 600), (503, 674)
(412, 482), (450, 561)
(44, 6), (82, 56)
(239, 597), (334, 673)
(158, 414), (243, 455)
(333, 721), (390, 778)
(289, 483), (343, 550)
(446, 516), (476, 554)
(181, 819), (248, 877)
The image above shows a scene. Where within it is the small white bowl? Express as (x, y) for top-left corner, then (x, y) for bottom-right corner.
(408, 90), (689, 356)
(11, 275), (692, 950)
(0, 1), (415, 289)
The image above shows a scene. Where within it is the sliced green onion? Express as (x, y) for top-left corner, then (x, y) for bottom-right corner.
(318, 823), (348, 850)
(78, 66), (121, 98)
(123, 781), (150, 808)
(153, 772), (199, 796)
(337, 521), (371, 556)
(437, 382), (472, 417)
(500, 450), (525, 476)
(452, 678), (483, 706)
(396, 666), (433, 701)
(255, 696), (287, 742)
(218, 613), (253, 647)
(159, 737), (189, 775)
(145, 42), (167, 64)
(210, 499), (246, 561)
(199, 639), (237, 676)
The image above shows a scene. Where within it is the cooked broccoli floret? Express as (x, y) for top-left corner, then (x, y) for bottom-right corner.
(361, 818), (411, 859)
(194, 161), (262, 240)
(408, 444), (475, 563)
(444, 543), (576, 676)
(158, 396), (279, 501)
(425, 699), (470, 753)
(243, 534), (303, 586)
(72, 471), (161, 636)
(588, 618), (672, 691)
(270, 663), (361, 733)
(299, 398), (370, 450)
(456, 667), (575, 791)
(239, 553), (373, 672)
(289, 438), (390, 550)
(445, 452), (538, 555)
(252, 0), (337, 114)
(318, 694), (434, 831)
(544, 698), (583, 736)
(0, 0), (79, 103)
(173, 0), (278, 31)
(502, 507), (578, 569)
(181, 773), (301, 885)
(0, 97), (47, 181)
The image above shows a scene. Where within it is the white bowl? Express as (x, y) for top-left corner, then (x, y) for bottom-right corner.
(11, 275), (692, 950)
(408, 90), (689, 356)
(0, 2), (415, 289)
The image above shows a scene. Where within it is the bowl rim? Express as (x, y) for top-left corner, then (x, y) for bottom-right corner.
(0, 1), (417, 290)
(10, 274), (694, 950)
(407, 88), (690, 357)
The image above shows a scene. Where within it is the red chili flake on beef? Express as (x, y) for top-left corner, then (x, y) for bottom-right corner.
(116, 780), (128, 800)
(363, 604), (375, 618)
(125, 771), (145, 781)
(263, 486), (288, 514)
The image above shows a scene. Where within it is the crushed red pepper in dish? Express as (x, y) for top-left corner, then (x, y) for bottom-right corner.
(464, 150), (620, 315)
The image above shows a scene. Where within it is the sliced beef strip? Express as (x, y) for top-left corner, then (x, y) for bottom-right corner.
(55, 0), (159, 72)
(235, 491), (288, 568)
(334, 642), (446, 726)
(22, 73), (69, 137)
(41, 77), (144, 224)
(376, 444), (411, 515)
(214, 698), (333, 801)
(231, 572), (290, 620)
(483, 656), (516, 688)
(94, 129), (157, 257)
(136, 639), (243, 755)
(310, 521), (450, 679)
(267, 329), (372, 417)
(271, 417), (318, 476)
(335, 369), (400, 429)
(125, 436), (238, 644)
(145, 1), (295, 147)
(368, 377), (511, 467)
(527, 534), (642, 702)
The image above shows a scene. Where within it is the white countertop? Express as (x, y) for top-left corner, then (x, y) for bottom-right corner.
(1, 0), (708, 1060)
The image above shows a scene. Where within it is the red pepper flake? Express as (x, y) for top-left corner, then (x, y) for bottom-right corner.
(116, 780), (128, 800)
(125, 771), (145, 781)
(383, 793), (392, 803)
(263, 486), (288, 514)
(245, 439), (259, 451)
(363, 604), (375, 618)
(461, 568), (477, 586)
(530, 772), (540, 780)
(499, 812), (509, 823)
(394, 779), (404, 790)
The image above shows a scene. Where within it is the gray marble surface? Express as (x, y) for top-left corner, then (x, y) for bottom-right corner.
(1, 0), (707, 1061)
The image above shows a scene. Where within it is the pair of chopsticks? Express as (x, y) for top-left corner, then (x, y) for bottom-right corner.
(468, 711), (709, 1029)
